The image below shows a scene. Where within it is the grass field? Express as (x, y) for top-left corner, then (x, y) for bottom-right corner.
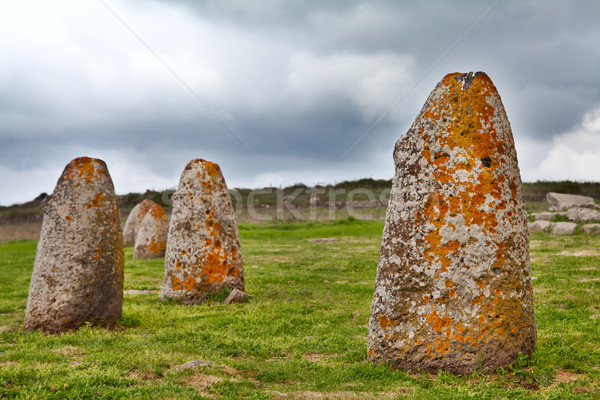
(1, 219), (599, 399)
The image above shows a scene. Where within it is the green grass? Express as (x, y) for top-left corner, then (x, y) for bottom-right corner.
(1, 220), (600, 399)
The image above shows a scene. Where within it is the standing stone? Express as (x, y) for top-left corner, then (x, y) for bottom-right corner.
(25, 157), (124, 333)
(368, 72), (536, 374)
(161, 159), (244, 304)
(133, 200), (169, 259)
(122, 199), (154, 246)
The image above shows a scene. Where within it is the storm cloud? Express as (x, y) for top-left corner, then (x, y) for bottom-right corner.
(1, 0), (599, 205)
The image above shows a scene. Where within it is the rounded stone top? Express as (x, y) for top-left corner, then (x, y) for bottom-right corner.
(138, 198), (156, 218)
(60, 157), (111, 186)
(440, 71), (495, 92)
(178, 159), (226, 193)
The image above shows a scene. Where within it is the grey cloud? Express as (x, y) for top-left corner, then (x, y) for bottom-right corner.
(1, 0), (599, 205)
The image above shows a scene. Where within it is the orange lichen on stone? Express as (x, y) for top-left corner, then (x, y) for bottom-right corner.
(64, 157), (106, 184)
(183, 275), (196, 291)
(378, 315), (396, 330)
(87, 193), (104, 209)
(146, 237), (167, 255)
(171, 275), (182, 291)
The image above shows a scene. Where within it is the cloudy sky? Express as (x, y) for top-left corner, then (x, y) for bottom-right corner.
(1, 0), (599, 205)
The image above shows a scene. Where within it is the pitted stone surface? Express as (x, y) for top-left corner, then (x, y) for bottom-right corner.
(122, 199), (154, 246)
(368, 72), (536, 374)
(161, 159), (244, 304)
(547, 192), (594, 211)
(25, 157), (124, 333)
(133, 200), (169, 259)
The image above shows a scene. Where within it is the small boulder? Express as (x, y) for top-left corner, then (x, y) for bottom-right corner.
(566, 207), (600, 222)
(223, 288), (252, 305)
(25, 157), (124, 333)
(528, 220), (551, 234)
(534, 212), (558, 221)
(171, 359), (217, 373)
(547, 192), (594, 211)
(550, 222), (577, 235)
(582, 224), (600, 235)
(133, 201), (169, 259)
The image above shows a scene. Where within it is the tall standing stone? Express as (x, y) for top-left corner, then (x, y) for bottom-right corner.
(368, 72), (536, 373)
(122, 199), (154, 246)
(161, 159), (244, 304)
(25, 157), (124, 333)
(133, 200), (169, 259)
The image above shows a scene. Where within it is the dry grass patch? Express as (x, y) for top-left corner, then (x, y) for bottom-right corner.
(185, 373), (225, 397)
(124, 370), (161, 381)
(0, 222), (41, 242)
(559, 249), (600, 257)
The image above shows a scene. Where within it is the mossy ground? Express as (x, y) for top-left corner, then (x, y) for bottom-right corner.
(1, 219), (599, 399)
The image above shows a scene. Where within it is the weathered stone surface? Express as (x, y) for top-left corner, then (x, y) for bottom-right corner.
(161, 159), (244, 305)
(566, 207), (600, 222)
(547, 192), (594, 211)
(122, 199), (154, 246)
(528, 220), (551, 234)
(223, 288), (252, 305)
(582, 224), (600, 235)
(368, 72), (536, 374)
(25, 157), (124, 333)
(550, 222), (577, 235)
(133, 200), (169, 259)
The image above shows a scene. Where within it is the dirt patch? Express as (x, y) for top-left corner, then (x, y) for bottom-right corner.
(0, 361), (18, 367)
(559, 250), (600, 257)
(186, 373), (225, 397)
(124, 290), (159, 295)
(124, 369), (161, 381)
(540, 369), (587, 394)
(303, 353), (325, 363)
(307, 238), (339, 244)
(269, 390), (406, 399)
(51, 346), (88, 359)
